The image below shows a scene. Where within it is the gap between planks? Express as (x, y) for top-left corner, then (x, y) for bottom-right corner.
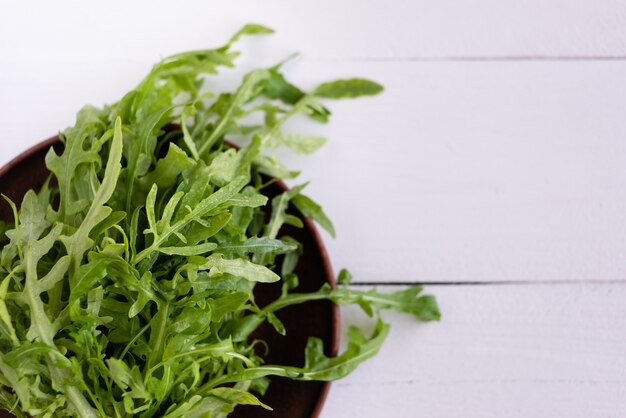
(317, 55), (626, 63)
(349, 279), (626, 286)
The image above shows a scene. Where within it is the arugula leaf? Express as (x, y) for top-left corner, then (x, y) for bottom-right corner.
(199, 254), (280, 283)
(203, 319), (390, 388)
(269, 133), (327, 154)
(138, 143), (195, 191)
(298, 319), (390, 380)
(217, 236), (297, 256)
(314, 78), (384, 99)
(61, 117), (124, 276)
(261, 282), (441, 322)
(45, 106), (108, 225)
(260, 67), (306, 105)
(229, 24), (275, 44)
(292, 193), (336, 238)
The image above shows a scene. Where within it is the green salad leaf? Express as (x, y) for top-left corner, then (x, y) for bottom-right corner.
(0, 24), (439, 417)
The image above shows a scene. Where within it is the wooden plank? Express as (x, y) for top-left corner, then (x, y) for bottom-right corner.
(287, 60), (626, 283)
(320, 283), (626, 417)
(3, 0), (626, 61)
(3, 61), (626, 282)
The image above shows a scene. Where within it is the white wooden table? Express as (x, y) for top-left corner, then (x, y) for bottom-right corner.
(3, 1), (626, 416)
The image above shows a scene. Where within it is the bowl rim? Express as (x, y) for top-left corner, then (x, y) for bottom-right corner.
(0, 134), (340, 418)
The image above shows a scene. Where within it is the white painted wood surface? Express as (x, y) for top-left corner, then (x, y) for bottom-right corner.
(323, 284), (626, 418)
(2, 1), (626, 416)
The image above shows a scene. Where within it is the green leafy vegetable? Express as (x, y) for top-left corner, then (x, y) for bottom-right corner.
(314, 78), (384, 99)
(0, 24), (439, 417)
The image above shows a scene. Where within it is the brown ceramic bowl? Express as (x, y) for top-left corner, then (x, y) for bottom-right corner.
(0, 134), (339, 418)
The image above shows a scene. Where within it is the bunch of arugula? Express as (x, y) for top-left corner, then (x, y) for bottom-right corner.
(0, 25), (440, 418)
